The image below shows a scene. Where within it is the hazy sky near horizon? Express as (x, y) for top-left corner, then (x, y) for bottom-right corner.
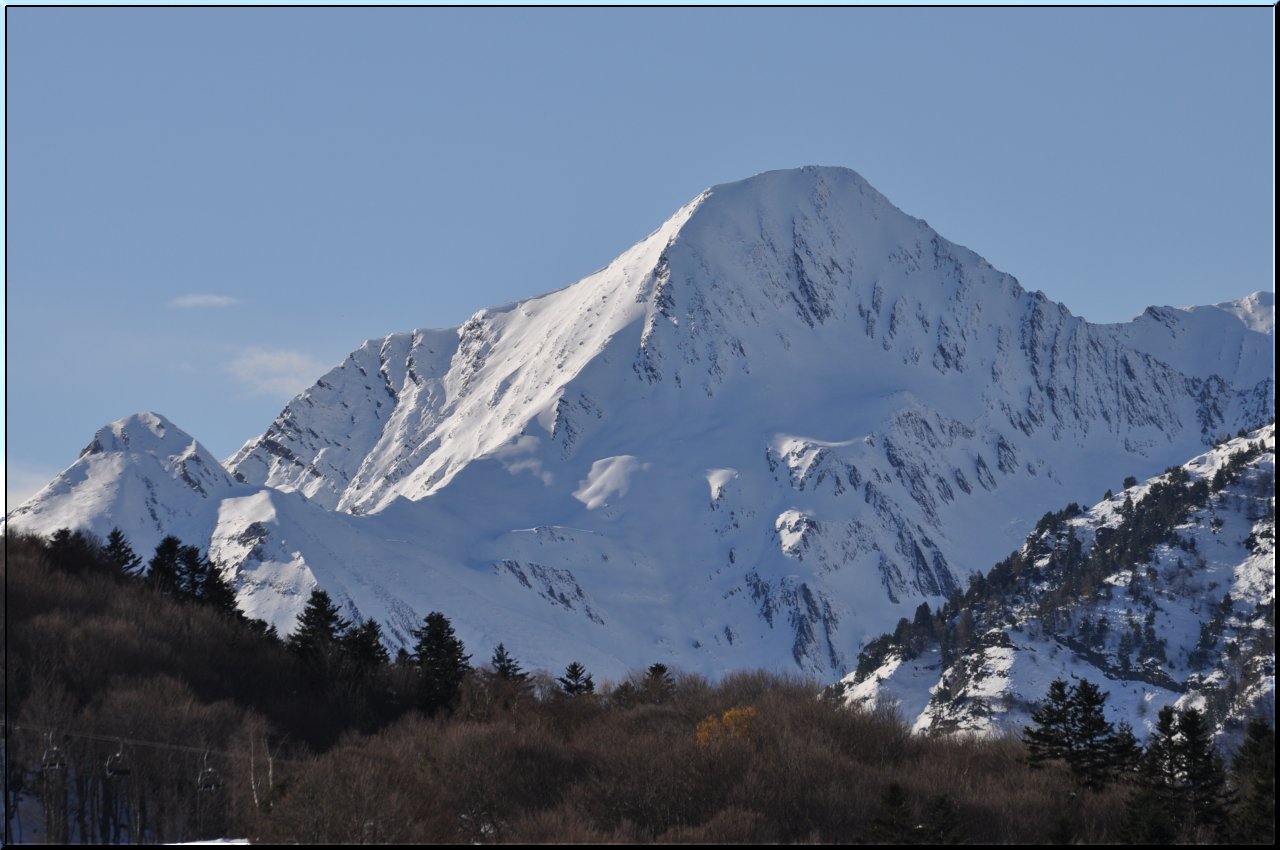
(4, 7), (1275, 507)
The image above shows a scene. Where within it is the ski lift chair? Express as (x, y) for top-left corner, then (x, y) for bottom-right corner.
(105, 741), (131, 778)
(197, 751), (223, 792)
(41, 733), (66, 772)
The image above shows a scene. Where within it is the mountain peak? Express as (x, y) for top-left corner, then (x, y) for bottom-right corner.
(7, 411), (235, 555)
(682, 165), (905, 246)
(76, 411), (224, 467)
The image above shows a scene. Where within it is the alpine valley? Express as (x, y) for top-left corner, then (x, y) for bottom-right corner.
(7, 167), (1274, 721)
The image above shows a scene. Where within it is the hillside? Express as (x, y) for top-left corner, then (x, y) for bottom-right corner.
(838, 424), (1276, 739)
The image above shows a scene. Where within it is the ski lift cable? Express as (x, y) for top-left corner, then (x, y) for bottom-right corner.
(2, 720), (311, 766)
(4, 720), (412, 767)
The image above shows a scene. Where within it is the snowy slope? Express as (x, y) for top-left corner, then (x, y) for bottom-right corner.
(7, 167), (1275, 680)
(5, 412), (237, 553)
(838, 425), (1276, 740)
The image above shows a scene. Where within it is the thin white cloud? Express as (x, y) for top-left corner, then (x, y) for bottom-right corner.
(5, 461), (59, 513)
(170, 294), (240, 308)
(227, 347), (326, 398)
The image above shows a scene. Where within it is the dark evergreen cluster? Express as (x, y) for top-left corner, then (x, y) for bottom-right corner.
(40, 527), (242, 619)
(143, 534), (239, 614)
(1022, 679), (1139, 790)
(1021, 677), (1273, 844)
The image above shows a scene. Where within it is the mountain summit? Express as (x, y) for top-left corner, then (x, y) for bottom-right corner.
(8, 167), (1274, 679)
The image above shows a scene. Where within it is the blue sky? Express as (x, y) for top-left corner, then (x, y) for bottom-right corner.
(4, 7), (1274, 507)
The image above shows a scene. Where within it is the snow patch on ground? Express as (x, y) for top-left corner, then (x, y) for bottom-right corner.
(573, 456), (650, 510)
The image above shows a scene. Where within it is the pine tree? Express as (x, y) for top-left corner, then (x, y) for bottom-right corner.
(1106, 721), (1141, 780)
(1024, 680), (1073, 767)
(1176, 708), (1230, 835)
(145, 536), (184, 594)
(610, 680), (639, 709)
(1069, 680), (1139, 788)
(1127, 705), (1230, 841)
(1230, 717), (1275, 844)
(489, 643), (528, 683)
(342, 618), (391, 669)
(920, 793), (962, 844)
(199, 557), (240, 614)
(557, 661), (595, 696)
(102, 528), (143, 577)
(176, 544), (206, 599)
(178, 546), (238, 613)
(411, 612), (471, 715)
(1128, 706), (1183, 842)
(288, 588), (351, 662)
(642, 662), (675, 703)
(871, 782), (914, 843)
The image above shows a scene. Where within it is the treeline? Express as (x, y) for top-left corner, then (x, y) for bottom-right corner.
(5, 527), (1274, 844)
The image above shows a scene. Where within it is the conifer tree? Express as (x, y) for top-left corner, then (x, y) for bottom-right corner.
(490, 643), (528, 683)
(197, 556), (240, 615)
(1024, 680), (1072, 766)
(1127, 705), (1230, 841)
(1068, 680), (1139, 788)
(342, 618), (391, 669)
(411, 612), (471, 715)
(610, 680), (639, 709)
(920, 793), (962, 844)
(288, 588), (351, 662)
(1176, 708), (1230, 835)
(642, 662), (676, 703)
(102, 528), (143, 577)
(1231, 717), (1275, 844)
(174, 545), (238, 612)
(1127, 706), (1183, 842)
(145, 536), (184, 594)
(871, 782), (913, 843)
(176, 544), (205, 598)
(557, 661), (595, 696)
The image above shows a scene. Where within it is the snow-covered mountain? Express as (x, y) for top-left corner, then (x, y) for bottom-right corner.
(6, 166), (1274, 681)
(837, 424), (1275, 740)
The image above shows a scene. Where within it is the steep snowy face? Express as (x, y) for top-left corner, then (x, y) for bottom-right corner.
(10, 167), (1275, 680)
(226, 192), (706, 512)
(838, 425), (1276, 741)
(4, 412), (236, 556)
